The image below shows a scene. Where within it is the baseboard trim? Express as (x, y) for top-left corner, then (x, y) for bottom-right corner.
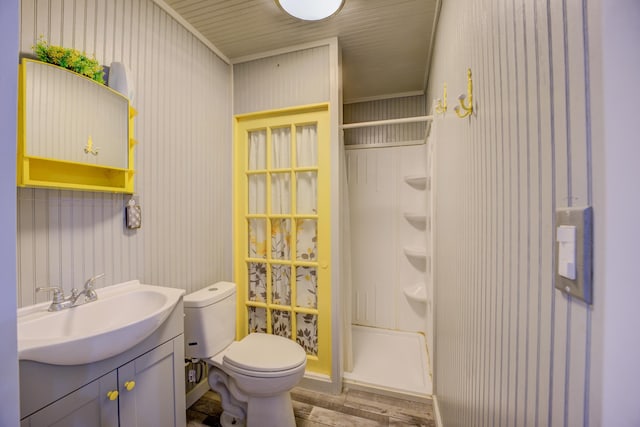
(342, 378), (431, 404)
(433, 394), (444, 427)
(299, 371), (337, 394)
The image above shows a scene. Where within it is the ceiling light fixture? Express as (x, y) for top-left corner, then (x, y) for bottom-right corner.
(276, 0), (345, 21)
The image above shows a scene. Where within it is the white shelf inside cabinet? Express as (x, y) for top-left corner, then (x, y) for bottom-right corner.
(404, 175), (427, 189)
(403, 283), (428, 303)
(403, 246), (427, 260)
(403, 212), (427, 229)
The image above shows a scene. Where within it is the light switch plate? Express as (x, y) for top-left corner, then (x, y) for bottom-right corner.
(555, 206), (593, 304)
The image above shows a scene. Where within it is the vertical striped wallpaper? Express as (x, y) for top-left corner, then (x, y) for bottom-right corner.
(427, 0), (593, 425)
(343, 95), (427, 146)
(17, 0), (232, 307)
(233, 45), (330, 115)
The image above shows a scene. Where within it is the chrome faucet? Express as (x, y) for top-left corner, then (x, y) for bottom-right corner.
(36, 273), (105, 312)
(78, 273), (104, 302)
(34, 286), (68, 311)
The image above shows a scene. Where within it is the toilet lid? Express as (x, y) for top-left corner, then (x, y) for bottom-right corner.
(223, 333), (306, 373)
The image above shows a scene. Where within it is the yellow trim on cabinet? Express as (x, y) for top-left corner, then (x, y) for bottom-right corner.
(17, 59), (136, 193)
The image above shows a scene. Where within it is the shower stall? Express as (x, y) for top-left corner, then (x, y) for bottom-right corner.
(229, 41), (433, 398)
(341, 95), (434, 399)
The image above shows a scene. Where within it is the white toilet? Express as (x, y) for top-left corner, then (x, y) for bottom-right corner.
(184, 282), (307, 427)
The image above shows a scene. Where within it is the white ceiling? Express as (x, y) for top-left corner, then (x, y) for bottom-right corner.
(164, 0), (440, 103)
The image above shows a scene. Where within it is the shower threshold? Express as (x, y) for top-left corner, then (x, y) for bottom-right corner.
(343, 325), (432, 401)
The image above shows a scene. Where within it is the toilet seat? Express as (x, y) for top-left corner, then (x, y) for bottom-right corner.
(222, 333), (306, 378)
(224, 360), (306, 379)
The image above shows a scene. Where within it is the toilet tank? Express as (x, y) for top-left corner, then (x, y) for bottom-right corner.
(184, 282), (237, 359)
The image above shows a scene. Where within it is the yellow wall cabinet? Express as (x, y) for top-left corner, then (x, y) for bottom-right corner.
(234, 104), (332, 376)
(17, 59), (136, 193)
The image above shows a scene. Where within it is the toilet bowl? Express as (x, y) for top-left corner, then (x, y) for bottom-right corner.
(184, 282), (307, 427)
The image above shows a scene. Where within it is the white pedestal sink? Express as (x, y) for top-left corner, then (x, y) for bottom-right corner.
(17, 280), (185, 365)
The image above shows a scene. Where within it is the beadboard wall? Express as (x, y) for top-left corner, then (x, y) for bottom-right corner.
(233, 44), (330, 115)
(17, 0), (232, 306)
(343, 95), (426, 146)
(427, 0), (595, 425)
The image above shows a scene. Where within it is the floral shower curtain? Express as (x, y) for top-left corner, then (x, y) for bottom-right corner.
(246, 125), (319, 355)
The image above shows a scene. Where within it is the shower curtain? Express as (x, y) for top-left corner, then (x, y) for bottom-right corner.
(246, 125), (321, 355)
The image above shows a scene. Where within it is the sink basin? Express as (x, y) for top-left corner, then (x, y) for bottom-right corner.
(18, 280), (185, 365)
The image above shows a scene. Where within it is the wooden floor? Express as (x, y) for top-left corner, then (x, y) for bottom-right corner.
(187, 387), (436, 427)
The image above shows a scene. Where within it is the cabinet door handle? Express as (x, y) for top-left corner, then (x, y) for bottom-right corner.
(124, 380), (136, 391)
(107, 390), (119, 401)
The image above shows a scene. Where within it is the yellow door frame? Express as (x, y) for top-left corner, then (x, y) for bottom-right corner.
(233, 103), (331, 375)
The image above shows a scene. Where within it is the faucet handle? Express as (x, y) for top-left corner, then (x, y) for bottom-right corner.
(36, 287), (65, 303)
(85, 273), (105, 289)
(83, 273), (104, 302)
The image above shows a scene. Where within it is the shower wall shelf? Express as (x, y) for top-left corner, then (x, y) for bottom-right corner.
(403, 212), (427, 229)
(404, 175), (427, 189)
(403, 283), (427, 303)
(404, 246), (427, 259)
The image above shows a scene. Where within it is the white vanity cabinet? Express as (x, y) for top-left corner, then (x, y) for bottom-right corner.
(118, 340), (182, 426)
(23, 371), (118, 427)
(19, 299), (186, 427)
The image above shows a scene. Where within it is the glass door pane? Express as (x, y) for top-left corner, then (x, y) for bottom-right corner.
(296, 171), (317, 214)
(271, 173), (290, 214)
(271, 219), (291, 260)
(296, 219), (317, 260)
(296, 125), (317, 167)
(272, 127), (291, 169)
(248, 130), (266, 170)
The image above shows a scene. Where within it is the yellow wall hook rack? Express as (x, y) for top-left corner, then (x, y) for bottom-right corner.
(454, 68), (474, 118)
